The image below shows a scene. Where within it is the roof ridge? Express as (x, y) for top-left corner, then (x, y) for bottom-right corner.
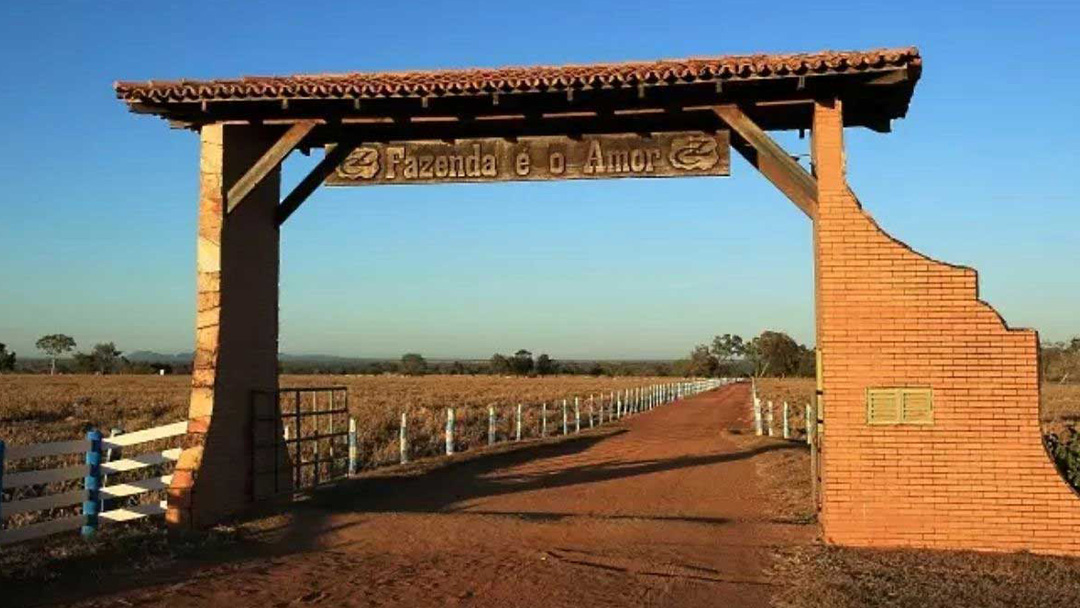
(114, 46), (920, 102)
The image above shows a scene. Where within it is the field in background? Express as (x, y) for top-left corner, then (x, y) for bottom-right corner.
(754, 377), (1080, 427)
(4, 374), (1076, 462)
(754, 377), (1080, 499)
(0, 374), (674, 468)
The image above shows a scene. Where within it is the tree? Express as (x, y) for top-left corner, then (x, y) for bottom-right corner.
(535, 353), (557, 376)
(710, 333), (745, 375)
(1042, 337), (1080, 383)
(797, 348), (816, 378)
(80, 342), (122, 374)
(0, 343), (15, 372)
(688, 344), (719, 377)
(400, 353), (427, 376)
(489, 353), (512, 375)
(745, 331), (802, 377)
(511, 349), (534, 376)
(35, 334), (77, 375)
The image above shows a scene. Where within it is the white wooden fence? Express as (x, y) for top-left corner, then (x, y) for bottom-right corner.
(0, 420), (186, 546)
(417, 379), (727, 462)
(750, 379), (814, 443)
(0, 379), (732, 546)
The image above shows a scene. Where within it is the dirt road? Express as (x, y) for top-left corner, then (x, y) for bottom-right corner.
(70, 383), (812, 608)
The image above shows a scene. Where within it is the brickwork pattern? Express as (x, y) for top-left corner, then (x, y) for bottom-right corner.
(167, 124), (282, 528)
(813, 100), (1080, 555)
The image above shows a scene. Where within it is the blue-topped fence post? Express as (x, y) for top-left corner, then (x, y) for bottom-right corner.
(445, 408), (455, 455)
(82, 429), (103, 538)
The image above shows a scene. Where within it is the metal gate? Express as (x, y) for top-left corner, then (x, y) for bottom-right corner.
(250, 387), (350, 501)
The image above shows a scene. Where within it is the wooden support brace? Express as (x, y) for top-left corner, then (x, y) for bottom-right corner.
(276, 142), (359, 226)
(712, 105), (817, 219)
(226, 120), (317, 214)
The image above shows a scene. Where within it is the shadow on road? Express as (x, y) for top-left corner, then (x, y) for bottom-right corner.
(17, 384), (807, 607)
(309, 439), (793, 515)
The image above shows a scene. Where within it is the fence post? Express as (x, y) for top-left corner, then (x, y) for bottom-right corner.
(805, 403), (813, 445)
(445, 408), (455, 456)
(400, 412), (409, 464)
(82, 429), (103, 538)
(542, 403), (547, 437)
(488, 405), (496, 446)
(516, 403), (523, 441)
(753, 395), (763, 436)
(574, 397), (581, 433)
(0, 439), (5, 523)
(783, 402), (790, 440)
(562, 400), (568, 435)
(102, 428), (123, 512)
(766, 401), (774, 437)
(348, 417), (359, 475)
(588, 396), (595, 429)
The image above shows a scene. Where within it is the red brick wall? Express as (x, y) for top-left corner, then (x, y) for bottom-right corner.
(813, 100), (1080, 555)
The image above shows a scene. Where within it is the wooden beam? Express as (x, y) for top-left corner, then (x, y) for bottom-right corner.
(712, 105), (816, 219)
(226, 120), (317, 214)
(276, 142), (358, 226)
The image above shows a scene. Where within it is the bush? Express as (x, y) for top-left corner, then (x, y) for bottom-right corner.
(1045, 426), (1080, 490)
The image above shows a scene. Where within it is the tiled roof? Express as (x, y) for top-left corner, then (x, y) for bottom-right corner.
(115, 47), (919, 104)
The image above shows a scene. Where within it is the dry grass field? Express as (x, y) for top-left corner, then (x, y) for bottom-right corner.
(0, 373), (673, 468)
(754, 376), (1080, 430)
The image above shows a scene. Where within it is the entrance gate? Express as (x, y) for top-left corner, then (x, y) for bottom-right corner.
(115, 46), (1080, 555)
(250, 387), (350, 500)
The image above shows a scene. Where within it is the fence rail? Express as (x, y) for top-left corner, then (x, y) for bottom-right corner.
(0, 420), (186, 546)
(1, 378), (733, 547)
(395, 379), (729, 466)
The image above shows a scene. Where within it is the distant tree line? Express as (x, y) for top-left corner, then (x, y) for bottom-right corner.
(8, 330), (1075, 382)
(282, 351), (679, 377)
(1043, 338), (1080, 383)
(674, 330), (816, 379)
(0, 334), (183, 375)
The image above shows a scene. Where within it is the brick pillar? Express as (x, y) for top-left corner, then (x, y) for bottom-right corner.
(811, 99), (1080, 555)
(167, 124), (281, 528)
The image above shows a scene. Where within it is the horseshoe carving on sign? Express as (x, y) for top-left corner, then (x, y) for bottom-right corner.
(337, 146), (381, 180)
(668, 136), (720, 171)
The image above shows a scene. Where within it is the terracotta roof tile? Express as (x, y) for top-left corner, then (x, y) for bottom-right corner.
(115, 47), (919, 104)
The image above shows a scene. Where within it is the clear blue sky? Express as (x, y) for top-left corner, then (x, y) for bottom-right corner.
(1, 1), (1077, 360)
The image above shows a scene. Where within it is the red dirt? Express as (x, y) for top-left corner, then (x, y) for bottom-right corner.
(67, 383), (813, 608)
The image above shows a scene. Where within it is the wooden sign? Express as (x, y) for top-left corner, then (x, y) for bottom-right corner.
(325, 131), (729, 186)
